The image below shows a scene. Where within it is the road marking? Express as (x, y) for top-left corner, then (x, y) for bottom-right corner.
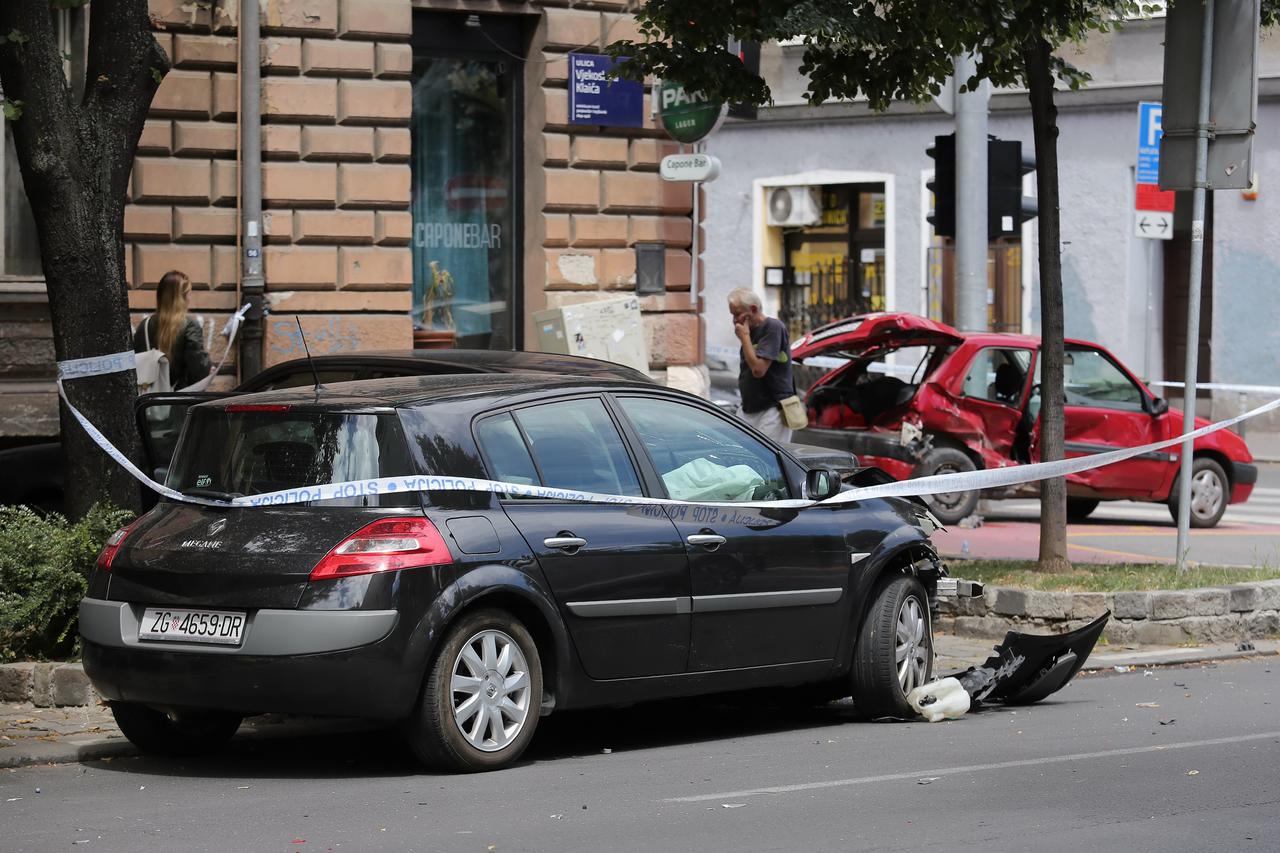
(1068, 529), (1280, 538)
(1065, 542), (1176, 563)
(665, 730), (1280, 803)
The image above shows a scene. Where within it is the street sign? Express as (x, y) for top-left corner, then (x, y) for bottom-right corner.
(568, 53), (643, 127)
(659, 153), (721, 182)
(657, 79), (725, 143)
(1136, 211), (1173, 239)
(1159, 0), (1259, 190)
(1135, 101), (1174, 241)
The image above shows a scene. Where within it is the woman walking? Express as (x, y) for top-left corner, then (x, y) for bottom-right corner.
(133, 270), (213, 390)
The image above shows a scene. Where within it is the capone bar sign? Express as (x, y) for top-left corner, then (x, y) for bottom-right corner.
(415, 221), (503, 250)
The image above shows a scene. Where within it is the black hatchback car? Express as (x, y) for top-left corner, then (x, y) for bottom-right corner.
(81, 374), (944, 772)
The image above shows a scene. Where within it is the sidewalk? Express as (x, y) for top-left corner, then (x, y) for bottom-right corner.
(3, 638), (1275, 770)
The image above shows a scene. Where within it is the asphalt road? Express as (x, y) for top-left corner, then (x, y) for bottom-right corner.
(4, 658), (1278, 853)
(938, 463), (1280, 567)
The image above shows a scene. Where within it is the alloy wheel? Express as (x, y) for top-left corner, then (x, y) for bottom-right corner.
(449, 629), (532, 752)
(895, 595), (930, 695)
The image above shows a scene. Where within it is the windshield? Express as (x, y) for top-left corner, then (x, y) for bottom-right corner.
(168, 409), (417, 506)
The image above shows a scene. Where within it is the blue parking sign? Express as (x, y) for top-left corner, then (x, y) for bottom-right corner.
(1137, 102), (1163, 185)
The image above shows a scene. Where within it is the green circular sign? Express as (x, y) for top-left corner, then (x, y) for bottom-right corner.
(657, 79), (726, 144)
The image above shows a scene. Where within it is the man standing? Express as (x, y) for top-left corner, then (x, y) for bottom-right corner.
(729, 287), (794, 443)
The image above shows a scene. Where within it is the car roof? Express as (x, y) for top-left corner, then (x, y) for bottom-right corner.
(239, 349), (653, 387)
(199, 372), (663, 412)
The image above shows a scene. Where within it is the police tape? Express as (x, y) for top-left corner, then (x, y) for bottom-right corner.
(54, 349), (1280, 510)
(1149, 380), (1280, 395)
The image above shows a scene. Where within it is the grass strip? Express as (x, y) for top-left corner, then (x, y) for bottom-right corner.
(947, 560), (1280, 592)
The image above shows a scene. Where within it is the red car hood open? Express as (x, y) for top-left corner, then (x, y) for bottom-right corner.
(791, 312), (965, 360)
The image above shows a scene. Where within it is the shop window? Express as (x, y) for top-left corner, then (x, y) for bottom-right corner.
(410, 12), (525, 350)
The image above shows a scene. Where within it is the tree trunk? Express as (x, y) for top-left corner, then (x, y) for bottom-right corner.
(1023, 37), (1071, 573)
(0, 0), (167, 517)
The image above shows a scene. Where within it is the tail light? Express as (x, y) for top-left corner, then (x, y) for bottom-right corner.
(310, 517), (453, 581)
(96, 520), (140, 573)
(225, 403), (291, 413)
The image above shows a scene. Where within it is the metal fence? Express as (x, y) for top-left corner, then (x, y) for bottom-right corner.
(778, 256), (885, 340)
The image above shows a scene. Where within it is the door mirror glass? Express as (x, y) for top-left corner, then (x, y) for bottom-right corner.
(805, 467), (841, 501)
(1147, 396), (1169, 416)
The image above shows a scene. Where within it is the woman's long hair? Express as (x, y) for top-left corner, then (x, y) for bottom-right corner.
(155, 270), (192, 363)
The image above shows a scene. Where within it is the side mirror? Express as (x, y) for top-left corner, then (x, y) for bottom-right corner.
(806, 467), (841, 501)
(1147, 396), (1169, 416)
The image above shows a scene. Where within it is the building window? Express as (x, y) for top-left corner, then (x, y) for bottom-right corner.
(926, 238), (1023, 333)
(410, 12), (525, 350)
(777, 183), (886, 338)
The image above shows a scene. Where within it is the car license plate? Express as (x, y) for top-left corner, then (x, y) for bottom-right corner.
(139, 607), (246, 646)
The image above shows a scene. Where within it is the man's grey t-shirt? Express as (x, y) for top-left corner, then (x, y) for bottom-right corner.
(738, 317), (794, 414)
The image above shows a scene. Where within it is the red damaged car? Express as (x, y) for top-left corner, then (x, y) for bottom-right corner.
(792, 313), (1257, 528)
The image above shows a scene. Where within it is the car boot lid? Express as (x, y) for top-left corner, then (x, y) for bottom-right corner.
(791, 312), (964, 361)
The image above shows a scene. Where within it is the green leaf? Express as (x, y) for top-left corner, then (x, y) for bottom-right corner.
(151, 67), (165, 84)
(6, 28), (30, 46)
(1, 99), (23, 121)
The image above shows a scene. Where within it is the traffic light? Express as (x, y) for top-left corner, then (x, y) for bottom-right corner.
(927, 134), (1038, 240)
(988, 139), (1038, 238)
(927, 134), (956, 238)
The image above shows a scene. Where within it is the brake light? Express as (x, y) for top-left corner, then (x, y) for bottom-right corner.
(225, 403), (291, 413)
(309, 517), (453, 581)
(96, 520), (140, 573)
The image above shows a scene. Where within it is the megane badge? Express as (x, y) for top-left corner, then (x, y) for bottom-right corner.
(207, 518), (227, 536)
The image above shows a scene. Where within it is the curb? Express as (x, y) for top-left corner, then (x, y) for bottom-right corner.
(938, 579), (1280, 645)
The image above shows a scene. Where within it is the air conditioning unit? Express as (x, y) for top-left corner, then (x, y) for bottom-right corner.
(766, 186), (822, 227)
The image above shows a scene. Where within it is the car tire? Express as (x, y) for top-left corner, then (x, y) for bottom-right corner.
(1167, 457), (1230, 529)
(405, 608), (542, 773)
(850, 575), (933, 720)
(109, 701), (242, 756)
(1066, 498), (1100, 521)
(915, 447), (980, 525)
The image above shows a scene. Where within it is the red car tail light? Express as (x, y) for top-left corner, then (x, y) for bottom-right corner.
(310, 517), (453, 581)
(225, 403), (291, 413)
(96, 520), (140, 573)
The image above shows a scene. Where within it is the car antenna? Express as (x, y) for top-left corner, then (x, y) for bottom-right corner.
(295, 317), (324, 394)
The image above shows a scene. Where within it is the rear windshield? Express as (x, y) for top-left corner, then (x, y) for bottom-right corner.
(168, 409), (417, 506)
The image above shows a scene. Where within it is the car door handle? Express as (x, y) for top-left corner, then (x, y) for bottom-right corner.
(686, 533), (727, 548)
(544, 536), (587, 552)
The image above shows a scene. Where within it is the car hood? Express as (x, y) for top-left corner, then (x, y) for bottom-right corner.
(791, 312), (964, 361)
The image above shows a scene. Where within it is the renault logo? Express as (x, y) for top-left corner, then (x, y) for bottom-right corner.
(207, 518), (227, 536)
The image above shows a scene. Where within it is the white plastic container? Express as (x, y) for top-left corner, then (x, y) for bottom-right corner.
(906, 677), (971, 722)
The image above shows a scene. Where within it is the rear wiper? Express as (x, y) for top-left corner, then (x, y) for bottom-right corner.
(180, 488), (244, 502)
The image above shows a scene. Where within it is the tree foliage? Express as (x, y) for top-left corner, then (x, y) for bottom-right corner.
(610, 1), (1173, 106)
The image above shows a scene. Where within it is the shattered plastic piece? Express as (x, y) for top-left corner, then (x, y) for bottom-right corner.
(917, 777), (940, 785)
(948, 612), (1109, 707)
(1136, 703), (1160, 708)
(1114, 666), (1130, 673)
(1187, 770), (1200, 776)
(907, 678), (970, 722)
(721, 803), (747, 809)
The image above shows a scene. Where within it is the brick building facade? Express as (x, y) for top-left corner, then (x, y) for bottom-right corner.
(0, 0), (704, 444)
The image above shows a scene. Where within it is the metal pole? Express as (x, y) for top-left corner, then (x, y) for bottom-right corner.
(1175, 0), (1215, 571)
(954, 52), (990, 332)
(691, 144), (700, 309)
(239, 0), (266, 379)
